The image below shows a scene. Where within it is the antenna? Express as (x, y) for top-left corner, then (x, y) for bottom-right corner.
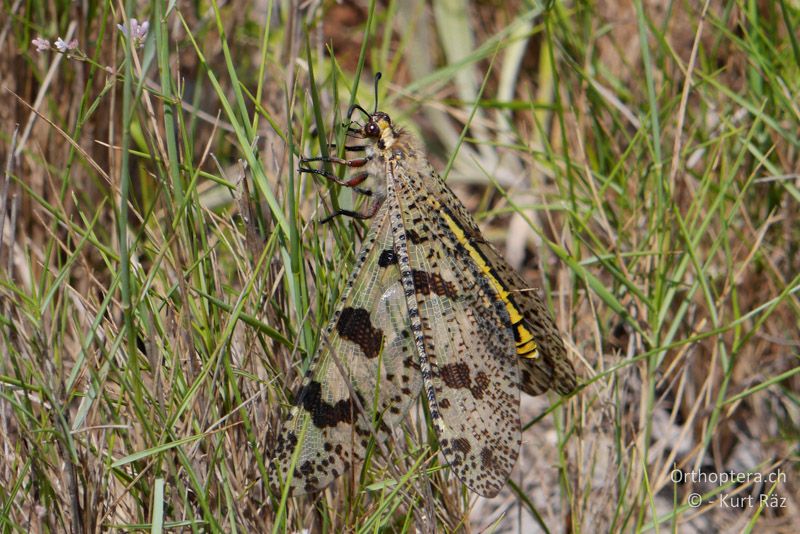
(346, 104), (370, 120)
(373, 72), (382, 113)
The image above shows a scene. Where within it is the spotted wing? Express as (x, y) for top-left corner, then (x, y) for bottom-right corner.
(389, 161), (521, 498)
(425, 169), (577, 397)
(269, 202), (422, 495)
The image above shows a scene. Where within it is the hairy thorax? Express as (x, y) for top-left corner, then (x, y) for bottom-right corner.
(364, 124), (426, 202)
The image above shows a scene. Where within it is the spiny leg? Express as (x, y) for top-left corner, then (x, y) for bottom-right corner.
(300, 156), (369, 168)
(298, 166), (371, 189)
(325, 143), (367, 152)
(298, 156), (378, 222)
(320, 202), (381, 224)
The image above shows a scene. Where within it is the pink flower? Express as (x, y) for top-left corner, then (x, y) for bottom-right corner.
(117, 18), (149, 48)
(54, 37), (78, 53)
(31, 37), (50, 52)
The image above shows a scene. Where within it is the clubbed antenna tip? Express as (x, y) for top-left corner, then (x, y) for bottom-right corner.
(373, 72), (382, 113)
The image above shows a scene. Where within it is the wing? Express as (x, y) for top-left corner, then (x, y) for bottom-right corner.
(473, 243), (576, 395)
(422, 167), (577, 397)
(389, 160), (521, 498)
(269, 202), (422, 495)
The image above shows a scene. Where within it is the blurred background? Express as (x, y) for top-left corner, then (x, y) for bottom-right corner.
(1, 1), (798, 532)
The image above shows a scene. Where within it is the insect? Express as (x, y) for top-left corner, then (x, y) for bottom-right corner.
(270, 74), (576, 498)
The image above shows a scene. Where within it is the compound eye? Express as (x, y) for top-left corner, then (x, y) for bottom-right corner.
(365, 121), (380, 138)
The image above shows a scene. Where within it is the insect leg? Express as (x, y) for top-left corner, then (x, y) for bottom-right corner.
(298, 166), (370, 188)
(300, 156), (369, 167)
(320, 200), (381, 224)
(326, 143), (367, 152)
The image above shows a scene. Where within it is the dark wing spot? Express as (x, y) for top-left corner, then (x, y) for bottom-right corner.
(406, 229), (427, 244)
(481, 447), (499, 471)
(412, 270), (458, 298)
(299, 461), (314, 475)
(471, 371), (490, 400)
(453, 437), (471, 454)
(378, 249), (398, 267)
(440, 362), (471, 390)
(412, 270), (431, 295)
(430, 273), (458, 298)
(296, 381), (364, 428)
(337, 307), (383, 359)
